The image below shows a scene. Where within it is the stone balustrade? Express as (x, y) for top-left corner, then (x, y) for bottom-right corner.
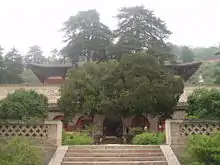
(165, 119), (220, 145)
(0, 120), (62, 146)
(165, 119), (220, 160)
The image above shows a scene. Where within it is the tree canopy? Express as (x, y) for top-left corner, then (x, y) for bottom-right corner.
(187, 88), (220, 119)
(61, 9), (113, 64)
(58, 52), (184, 121)
(61, 6), (174, 64)
(114, 6), (171, 56)
(58, 61), (117, 122)
(0, 48), (24, 84)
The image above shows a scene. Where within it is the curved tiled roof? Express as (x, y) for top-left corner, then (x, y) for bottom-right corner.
(0, 84), (220, 104)
(27, 61), (202, 83)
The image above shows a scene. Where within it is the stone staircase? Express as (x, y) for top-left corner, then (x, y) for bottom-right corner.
(61, 145), (168, 165)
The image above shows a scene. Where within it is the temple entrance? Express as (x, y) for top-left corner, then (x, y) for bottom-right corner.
(103, 116), (123, 137)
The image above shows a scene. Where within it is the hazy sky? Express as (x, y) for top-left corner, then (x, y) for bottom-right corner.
(0, 0), (219, 56)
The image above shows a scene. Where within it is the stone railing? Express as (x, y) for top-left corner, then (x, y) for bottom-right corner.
(165, 119), (220, 145)
(0, 120), (62, 146)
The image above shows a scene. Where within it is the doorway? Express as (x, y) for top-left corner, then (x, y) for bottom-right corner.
(103, 116), (123, 137)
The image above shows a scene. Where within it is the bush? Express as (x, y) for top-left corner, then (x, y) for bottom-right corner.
(183, 132), (220, 165)
(62, 131), (94, 145)
(0, 137), (43, 165)
(0, 89), (49, 120)
(187, 88), (220, 119)
(132, 132), (165, 145)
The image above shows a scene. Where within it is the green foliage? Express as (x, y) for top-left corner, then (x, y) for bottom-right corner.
(0, 48), (24, 84)
(104, 53), (184, 117)
(0, 137), (43, 165)
(61, 6), (174, 63)
(132, 132), (165, 145)
(187, 88), (220, 119)
(58, 61), (118, 121)
(59, 53), (184, 121)
(183, 133), (220, 165)
(114, 6), (172, 62)
(62, 9), (113, 63)
(62, 131), (94, 145)
(0, 89), (48, 120)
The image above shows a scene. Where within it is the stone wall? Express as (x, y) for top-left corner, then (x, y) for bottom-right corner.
(0, 120), (62, 146)
(1, 84), (220, 104)
(0, 85), (60, 103)
(165, 119), (220, 160)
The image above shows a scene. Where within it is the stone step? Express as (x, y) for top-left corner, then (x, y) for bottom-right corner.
(66, 149), (162, 153)
(62, 146), (168, 165)
(65, 152), (165, 157)
(61, 161), (168, 165)
(67, 145), (160, 149)
(63, 156), (166, 161)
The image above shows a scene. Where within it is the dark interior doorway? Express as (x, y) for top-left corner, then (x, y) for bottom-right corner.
(103, 116), (123, 137)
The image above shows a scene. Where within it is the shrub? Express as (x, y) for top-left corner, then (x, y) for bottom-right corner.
(0, 137), (43, 165)
(0, 89), (48, 120)
(187, 88), (220, 119)
(62, 131), (94, 145)
(132, 132), (165, 145)
(183, 132), (220, 165)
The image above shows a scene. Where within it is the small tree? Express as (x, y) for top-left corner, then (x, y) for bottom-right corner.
(0, 89), (48, 120)
(187, 88), (220, 119)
